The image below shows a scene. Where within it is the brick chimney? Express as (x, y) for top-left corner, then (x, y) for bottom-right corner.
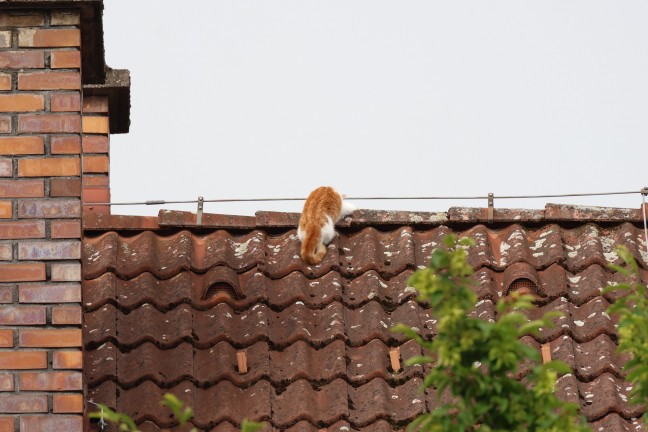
(0, 1), (129, 430)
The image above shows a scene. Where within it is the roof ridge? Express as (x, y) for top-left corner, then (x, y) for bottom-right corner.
(82, 203), (647, 230)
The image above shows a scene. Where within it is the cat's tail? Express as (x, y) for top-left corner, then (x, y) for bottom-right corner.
(300, 228), (327, 265)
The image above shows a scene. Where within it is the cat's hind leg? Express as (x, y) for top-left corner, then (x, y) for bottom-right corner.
(320, 215), (336, 244)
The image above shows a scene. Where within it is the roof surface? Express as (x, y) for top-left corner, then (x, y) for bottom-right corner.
(82, 204), (648, 431)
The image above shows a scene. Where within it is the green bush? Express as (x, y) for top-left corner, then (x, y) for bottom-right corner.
(89, 393), (265, 432)
(394, 235), (588, 432)
(604, 245), (648, 423)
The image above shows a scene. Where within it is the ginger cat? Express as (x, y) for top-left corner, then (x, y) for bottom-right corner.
(297, 186), (356, 265)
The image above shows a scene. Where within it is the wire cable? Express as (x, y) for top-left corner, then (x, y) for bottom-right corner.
(81, 189), (641, 207)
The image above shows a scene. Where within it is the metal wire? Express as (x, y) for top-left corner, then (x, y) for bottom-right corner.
(86, 399), (107, 430)
(81, 189), (641, 207)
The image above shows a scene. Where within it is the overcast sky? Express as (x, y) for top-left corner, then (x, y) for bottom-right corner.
(102, 1), (648, 217)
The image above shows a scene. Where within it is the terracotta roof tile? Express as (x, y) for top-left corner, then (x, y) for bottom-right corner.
(271, 378), (348, 427)
(193, 380), (272, 427)
(83, 208), (648, 430)
(349, 377), (425, 426)
(589, 413), (645, 432)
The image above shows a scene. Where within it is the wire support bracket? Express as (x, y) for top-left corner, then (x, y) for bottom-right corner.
(487, 193), (494, 223)
(196, 196), (204, 226)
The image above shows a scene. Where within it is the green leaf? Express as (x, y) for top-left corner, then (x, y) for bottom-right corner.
(429, 249), (450, 269)
(606, 264), (630, 276)
(405, 355), (435, 366)
(161, 393), (193, 425)
(543, 360), (571, 375)
(241, 419), (266, 432)
(89, 404), (139, 432)
(458, 237), (476, 247)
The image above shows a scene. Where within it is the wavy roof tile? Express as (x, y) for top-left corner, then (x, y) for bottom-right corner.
(83, 204), (648, 431)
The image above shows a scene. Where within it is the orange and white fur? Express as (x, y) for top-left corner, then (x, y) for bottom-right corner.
(297, 187), (356, 265)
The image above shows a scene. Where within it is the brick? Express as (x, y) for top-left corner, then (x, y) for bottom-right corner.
(0, 116), (10, 134)
(51, 305), (82, 325)
(83, 155), (108, 173)
(0, 306), (45, 325)
(19, 329), (81, 348)
(51, 10), (81, 26)
(52, 351), (82, 369)
(51, 263), (81, 282)
(18, 29), (80, 48)
(0, 74), (9, 91)
(0, 243), (11, 258)
(0, 179), (44, 198)
(82, 187), (109, 205)
(0, 243), (11, 259)
(82, 116), (109, 134)
(0, 137), (44, 155)
(18, 157), (80, 177)
(0, 244), (11, 260)
(0, 374), (14, 391)
(0, 94), (44, 113)
(0, 32), (10, 49)
(0, 351), (46, 369)
(0, 417), (13, 432)
(50, 178), (80, 197)
(0, 286), (12, 303)
(82, 176), (108, 187)
(83, 203), (110, 215)
(0, 202), (10, 219)
(82, 135), (109, 153)
(53, 394), (82, 413)
(50, 135), (80, 154)
(82, 96), (109, 113)
(0, 263), (45, 282)
(0, 159), (10, 177)
(17, 114), (80, 133)
(18, 200), (80, 219)
(50, 93), (80, 112)
(0, 12), (44, 27)
(0, 394), (47, 413)
(19, 283), (81, 303)
(18, 240), (80, 260)
(50, 220), (80, 239)
(0, 330), (12, 348)
(51, 50), (81, 69)
(20, 415), (82, 432)
(0, 51), (44, 69)
(0, 221), (45, 239)
(82, 188), (110, 214)
(0, 242), (11, 256)
(17, 72), (80, 91)
(19, 371), (82, 391)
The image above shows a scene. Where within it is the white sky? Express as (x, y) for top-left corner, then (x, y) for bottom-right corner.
(103, 1), (648, 217)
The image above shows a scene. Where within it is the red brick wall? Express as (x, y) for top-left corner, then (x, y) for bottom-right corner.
(0, 8), (85, 432)
(82, 96), (110, 215)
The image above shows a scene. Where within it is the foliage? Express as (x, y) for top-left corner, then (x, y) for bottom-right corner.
(241, 419), (267, 432)
(603, 245), (648, 423)
(89, 392), (265, 432)
(89, 403), (139, 432)
(394, 235), (589, 432)
(162, 393), (195, 429)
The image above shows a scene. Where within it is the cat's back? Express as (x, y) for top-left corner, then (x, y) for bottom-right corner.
(300, 186), (342, 227)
